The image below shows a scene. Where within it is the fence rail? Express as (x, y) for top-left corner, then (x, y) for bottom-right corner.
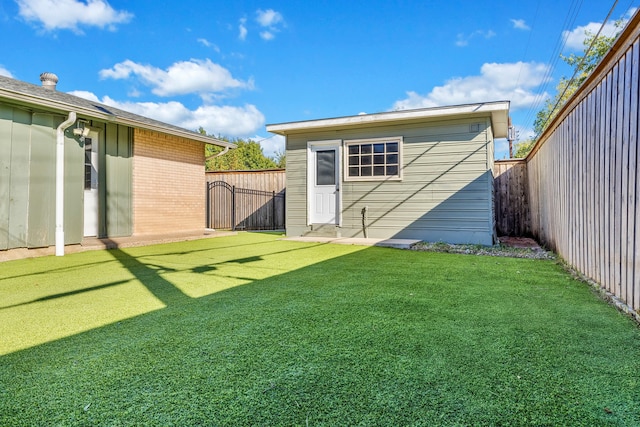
(206, 169), (285, 193)
(206, 181), (285, 231)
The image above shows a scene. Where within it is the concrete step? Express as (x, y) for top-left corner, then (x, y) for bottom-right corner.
(304, 224), (341, 238)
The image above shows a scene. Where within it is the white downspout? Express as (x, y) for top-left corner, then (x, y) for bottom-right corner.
(55, 112), (77, 256)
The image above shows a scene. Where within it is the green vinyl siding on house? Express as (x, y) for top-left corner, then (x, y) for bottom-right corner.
(284, 116), (496, 245)
(0, 106), (12, 249)
(0, 107), (85, 249)
(103, 123), (133, 237)
(27, 113), (57, 247)
(0, 104), (133, 250)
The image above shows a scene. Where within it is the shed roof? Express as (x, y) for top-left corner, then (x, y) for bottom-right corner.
(266, 101), (510, 138)
(0, 74), (234, 149)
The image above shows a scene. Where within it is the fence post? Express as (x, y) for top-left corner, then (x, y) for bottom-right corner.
(272, 191), (276, 230)
(205, 181), (210, 229)
(231, 185), (236, 231)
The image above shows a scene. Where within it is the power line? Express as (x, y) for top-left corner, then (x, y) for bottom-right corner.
(535, 0), (620, 135)
(521, 0), (585, 133)
(515, 0), (541, 89)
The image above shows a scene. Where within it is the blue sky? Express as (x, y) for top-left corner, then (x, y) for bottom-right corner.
(0, 0), (637, 159)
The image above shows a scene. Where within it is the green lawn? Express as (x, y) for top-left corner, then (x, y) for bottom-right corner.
(1, 232), (639, 426)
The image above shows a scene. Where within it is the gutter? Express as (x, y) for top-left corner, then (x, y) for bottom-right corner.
(55, 112), (77, 256)
(0, 88), (235, 149)
(206, 146), (230, 160)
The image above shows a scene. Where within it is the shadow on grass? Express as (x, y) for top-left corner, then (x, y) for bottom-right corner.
(104, 239), (330, 306)
(1, 235), (640, 425)
(0, 279), (132, 310)
(108, 247), (191, 306)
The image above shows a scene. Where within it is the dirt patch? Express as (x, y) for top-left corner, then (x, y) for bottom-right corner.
(497, 236), (542, 249)
(411, 237), (555, 260)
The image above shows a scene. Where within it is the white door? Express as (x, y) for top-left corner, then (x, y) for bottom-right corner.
(309, 144), (339, 224)
(83, 131), (99, 237)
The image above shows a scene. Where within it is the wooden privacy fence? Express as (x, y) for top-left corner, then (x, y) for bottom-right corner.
(206, 181), (285, 231)
(494, 160), (530, 236)
(206, 169), (285, 193)
(525, 10), (640, 313)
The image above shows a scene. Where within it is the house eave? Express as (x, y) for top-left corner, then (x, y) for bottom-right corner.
(266, 101), (510, 138)
(0, 87), (235, 149)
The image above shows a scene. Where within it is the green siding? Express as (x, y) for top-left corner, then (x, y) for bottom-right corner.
(285, 116), (496, 245)
(7, 109), (31, 248)
(63, 120), (84, 245)
(26, 114), (56, 247)
(0, 104), (134, 251)
(95, 122), (108, 238)
(104, 123), (132, 237)
(0, 105), (13, 250)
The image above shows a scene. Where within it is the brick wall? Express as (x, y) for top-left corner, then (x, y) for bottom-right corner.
(132, 129), (205, 235)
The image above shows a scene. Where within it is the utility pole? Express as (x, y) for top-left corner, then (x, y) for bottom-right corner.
(507, 117), (514, 159)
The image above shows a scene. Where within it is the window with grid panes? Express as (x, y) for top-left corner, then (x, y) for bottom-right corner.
(345, 137), (401, 180)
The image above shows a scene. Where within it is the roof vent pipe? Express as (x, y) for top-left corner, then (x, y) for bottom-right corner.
(40, 72), (59, 90)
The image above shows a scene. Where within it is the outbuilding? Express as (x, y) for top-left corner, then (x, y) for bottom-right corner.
(0, 73), (233, 255)
(266, 101), (510, 245)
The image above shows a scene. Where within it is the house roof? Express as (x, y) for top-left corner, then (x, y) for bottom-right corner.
(266, 101), (510, 138)
(0, 74), (234, 149)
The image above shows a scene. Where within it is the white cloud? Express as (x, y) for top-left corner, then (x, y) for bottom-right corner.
(562, 10), (635, 51)
(197, 38), (220, 52)
(238, 17), (247, 40)
(392, 61), (551, 111)
(255, 134), (285, 158)
(513, 124), (535, 141)
(562, 21), (621, 50)
(256, 9), (283, 27)
(16, 0), (132, 33)
(68, 89), (100, 101)
(494, 138), (510, 159)
(197, 38), (211, 47)
(255, 9), (284, 40)
(69, 90), (265, 137)
(99, 58), (252, 97)
(455, 29), (496, 47)
(0, 66), (13, 77)
(511, 19), (530, 30)
(260, 31), (274, 41)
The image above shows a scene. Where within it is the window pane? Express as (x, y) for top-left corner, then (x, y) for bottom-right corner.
(84, 165), (91, 189)
(84, 138), (93, 190)
(345, 139), (401, 180)
(316, 150), (335, 185)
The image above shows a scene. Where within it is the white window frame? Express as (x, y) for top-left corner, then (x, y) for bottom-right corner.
(343, 136), (403, 182)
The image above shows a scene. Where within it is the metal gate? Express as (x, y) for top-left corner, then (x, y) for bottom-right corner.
(206, 181), (285, 230)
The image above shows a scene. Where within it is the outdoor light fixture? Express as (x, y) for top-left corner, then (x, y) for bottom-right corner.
(73, 120), (90, 139)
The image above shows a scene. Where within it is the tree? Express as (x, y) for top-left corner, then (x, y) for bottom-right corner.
(533, 22), (622, 137)
(204, 135), (278, 171)
(273, 150), (286, 168)
(513, 139), (535, 158)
